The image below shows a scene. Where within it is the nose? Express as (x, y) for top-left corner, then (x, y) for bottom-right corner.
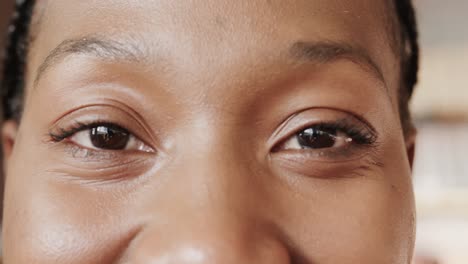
(127, 218), (292, 264)
(123, 136), (292, 263)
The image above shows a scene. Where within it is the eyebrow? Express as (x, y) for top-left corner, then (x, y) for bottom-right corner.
(34, 36), (386, 89)
(34, 36), (146, 87)
(289, 41), (386, 85)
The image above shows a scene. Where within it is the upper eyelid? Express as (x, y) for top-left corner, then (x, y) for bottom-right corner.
(48, 121), (157, 154)
(46, 104), (159, 148)
(47, 103), (159, 143)
(269, 107), (378, 142)
(49, 121), (129, 142)
(316, 120), (377, 141)
(51, 122), (157, 155)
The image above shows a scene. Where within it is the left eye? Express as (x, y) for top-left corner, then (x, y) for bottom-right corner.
(281, 126), (353, 150)
(70, 125), (153, 152)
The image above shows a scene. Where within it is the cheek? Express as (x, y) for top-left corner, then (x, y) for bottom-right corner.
(276, 166), (415, 263)
(2, 117), (415, 264)
(2, 153), (137, 264)
(1, 119), (141, 263)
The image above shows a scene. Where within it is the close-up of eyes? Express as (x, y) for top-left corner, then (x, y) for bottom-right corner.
(47, 114), (378, 163)
(49, 122), (154, 153)
(4, 0), (467, 263)
(280, 122), (376, 151)
(274, 118), (378, 159)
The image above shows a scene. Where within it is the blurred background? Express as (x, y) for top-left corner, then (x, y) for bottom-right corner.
(411, 1), (468, 263)
(0, 1), (467, 263)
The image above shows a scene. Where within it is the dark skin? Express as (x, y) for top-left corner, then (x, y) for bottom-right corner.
(1, 0), (416, 263)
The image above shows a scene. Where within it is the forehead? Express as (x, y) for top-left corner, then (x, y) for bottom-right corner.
(33, 0), (397, 50)
(28, 0), (400, 101)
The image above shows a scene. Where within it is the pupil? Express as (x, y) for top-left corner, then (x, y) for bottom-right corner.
(90, 126), (130, 150)
(297, 127), (337, 149)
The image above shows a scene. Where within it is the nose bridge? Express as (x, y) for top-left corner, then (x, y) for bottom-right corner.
(125, 120), (291, 263)
(168, 123), (259, 225)
(173, 114), (257, 209)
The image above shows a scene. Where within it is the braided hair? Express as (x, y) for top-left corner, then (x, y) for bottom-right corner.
(395, 0), (420, 132)
(1, 0), (34, 121)
(0, 0), (419, 128)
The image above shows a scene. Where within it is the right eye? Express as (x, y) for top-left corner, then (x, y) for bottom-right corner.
(69, 124), (154, 153)
(286, 126), (353, 150)
(273, 119), (377, 159)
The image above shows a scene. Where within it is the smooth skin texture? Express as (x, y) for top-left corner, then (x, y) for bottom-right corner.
(2, 0), (416, 263)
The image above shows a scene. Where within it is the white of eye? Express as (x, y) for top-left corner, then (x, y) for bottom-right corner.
(70, 129), (154, 152)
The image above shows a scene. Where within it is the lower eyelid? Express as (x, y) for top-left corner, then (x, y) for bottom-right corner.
(62, 143), (154, 163)
(48, 147), (155, 182)
(270, 147), (382, 177)
(274, 139), (376, 161)
(64, 144), (118, 160)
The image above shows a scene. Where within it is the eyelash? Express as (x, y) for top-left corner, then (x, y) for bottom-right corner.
(49, 120), (129, 143)
(309, 120), (376, 145)
(274, 118), (378, 152)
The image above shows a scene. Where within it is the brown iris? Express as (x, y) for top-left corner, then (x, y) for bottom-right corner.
(90, 126), (130, 150)
(297, 127), (337, 149)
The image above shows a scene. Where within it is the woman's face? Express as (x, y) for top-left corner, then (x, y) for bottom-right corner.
(2, 0), (415, 263)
